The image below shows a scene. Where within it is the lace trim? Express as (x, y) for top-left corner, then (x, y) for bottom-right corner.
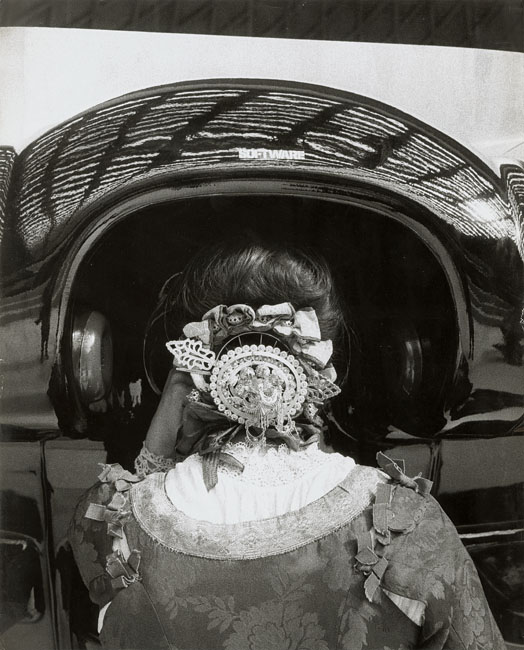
(130, 465), (386, 559)
(212, 441), (353, 487)
(134, 444), (177, 478)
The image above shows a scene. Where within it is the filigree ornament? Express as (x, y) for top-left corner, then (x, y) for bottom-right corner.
(307, 371), (341, 404)
(209, 344), (308, 435)
(166, 338), (216, 374)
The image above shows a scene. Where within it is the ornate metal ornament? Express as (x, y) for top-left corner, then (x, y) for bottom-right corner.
(166, 304), (341, 441)
(307, 372), (341, 404)
(166, 338), (216, 373)
(209, 343), (308, 435)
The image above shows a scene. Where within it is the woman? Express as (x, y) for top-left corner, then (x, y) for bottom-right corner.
(70, 239), (504, 649)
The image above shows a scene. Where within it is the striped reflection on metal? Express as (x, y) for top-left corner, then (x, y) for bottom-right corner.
(5, 83), (515, 278)
(0, 146), (16, 242)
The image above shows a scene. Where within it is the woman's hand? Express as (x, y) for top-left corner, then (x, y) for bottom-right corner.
(143, 369), (194, 459)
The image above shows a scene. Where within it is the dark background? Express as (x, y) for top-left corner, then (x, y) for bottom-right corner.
(0, 0), (522, 53)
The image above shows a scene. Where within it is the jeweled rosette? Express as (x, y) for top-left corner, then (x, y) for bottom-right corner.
(208, 344), (308, 433)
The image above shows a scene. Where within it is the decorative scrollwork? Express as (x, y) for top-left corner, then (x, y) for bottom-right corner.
(166, 339), (216, 373)
(306, 371), (341, 404)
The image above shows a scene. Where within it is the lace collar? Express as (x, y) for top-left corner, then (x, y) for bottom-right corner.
(129, 464), (386, 560)
(213, 440), (354, 486)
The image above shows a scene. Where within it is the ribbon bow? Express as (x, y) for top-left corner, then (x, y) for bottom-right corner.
(85, 464), (140, 538)
(376, 452), (433, 497)
(106, 549), (141, 591)
(180, 303), (334, 370)
(177, 399), (320, 490)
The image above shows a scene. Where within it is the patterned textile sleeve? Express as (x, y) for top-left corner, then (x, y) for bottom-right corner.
(68, 481), (118, 608)
(445, 550), (505, 650)
(68, 470), (172, 649)
(390, 495), (506, 650)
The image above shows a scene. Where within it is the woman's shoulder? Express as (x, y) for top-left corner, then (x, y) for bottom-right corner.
(69, 465), (143, 605)
(72, 464), (141, 525)
(353, 453), (465, 604)
(363, 452), (453, 546)
(340, 454), (438, 535)
(70, 454), (442, 566)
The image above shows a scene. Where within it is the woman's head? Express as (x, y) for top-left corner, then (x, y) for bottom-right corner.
(169, 236), (345, 345)
(144, 235), (349, 396)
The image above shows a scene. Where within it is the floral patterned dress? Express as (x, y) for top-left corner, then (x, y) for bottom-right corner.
(69, 456), (504, 650)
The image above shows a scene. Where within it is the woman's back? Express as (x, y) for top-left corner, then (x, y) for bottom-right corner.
(71, 450), (503, 650)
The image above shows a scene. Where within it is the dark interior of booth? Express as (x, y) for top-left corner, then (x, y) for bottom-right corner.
(69, 193), (459, 469)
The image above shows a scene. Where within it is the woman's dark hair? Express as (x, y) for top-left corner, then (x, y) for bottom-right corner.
(170, 237), (344, 344)
(144, 235), (349, 394)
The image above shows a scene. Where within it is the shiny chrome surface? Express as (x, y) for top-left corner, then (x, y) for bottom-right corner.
(0, 80), (522, 437)
(72, 310), (113, 405)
